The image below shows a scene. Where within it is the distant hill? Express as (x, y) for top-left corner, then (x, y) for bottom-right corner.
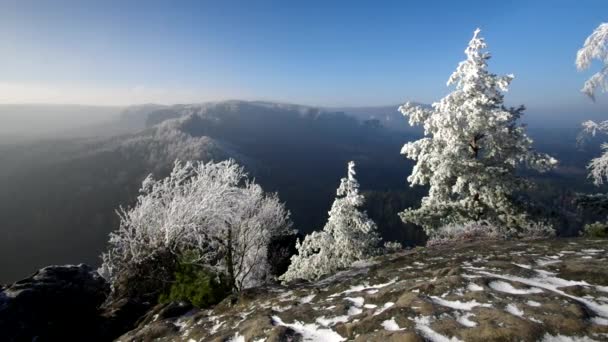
(0, 100), (604, 283)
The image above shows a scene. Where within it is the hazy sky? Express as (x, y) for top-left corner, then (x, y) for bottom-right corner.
(1, 0), (608, 114)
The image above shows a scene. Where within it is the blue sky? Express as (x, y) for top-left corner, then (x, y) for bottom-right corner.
(1, 0), (608, 118)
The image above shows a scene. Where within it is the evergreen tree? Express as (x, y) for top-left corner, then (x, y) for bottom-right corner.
(576, 23), (608, 186)
(399, 29), (556, 235)
(280, 161), (380, 282)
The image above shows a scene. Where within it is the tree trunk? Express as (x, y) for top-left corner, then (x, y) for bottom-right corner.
(225, 229), (237, 292)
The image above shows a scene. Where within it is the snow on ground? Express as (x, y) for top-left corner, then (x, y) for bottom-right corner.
(540, 333), (599, 341)
(413, 316), (463, 342)
(227, 332), (246, 342)
(373, 302), (395, 316)
(271, 315), (345, 342)
(526, 300), (542, 307)
(299, 294), (316, 304)
(454, 312), (477, 327)
(488, 280), (544, 295)
(430, 296), (492, 311)
(329, 278), (397, 297)
(505, 303), (524, 317)
(474, 270), (608, 319)
(591, 317), (608, 326)
(381, 317), (403, 331)
(316, 315), (350, 327)
(344, 297), (364, 307)
(466, 283), (484, 292)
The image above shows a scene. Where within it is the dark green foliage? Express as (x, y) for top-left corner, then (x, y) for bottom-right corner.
(581, 222), (608, 238)
(111, 249), (178, 304)
(363, 190), (427, 247)
(267, 233), (303, 277)
(158, 253), (230, 308)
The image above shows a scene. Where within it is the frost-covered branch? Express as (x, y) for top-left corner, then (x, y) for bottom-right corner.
(576, 23), (608, 100)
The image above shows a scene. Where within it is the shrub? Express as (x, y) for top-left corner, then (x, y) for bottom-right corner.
(426, 221), (503, 247)
(581, 221), (608, 238)
(158, 253), (231, 308)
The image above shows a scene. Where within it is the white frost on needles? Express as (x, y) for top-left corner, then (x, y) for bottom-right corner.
(398, 28), (556, 234)
(280, 161), (381, 282)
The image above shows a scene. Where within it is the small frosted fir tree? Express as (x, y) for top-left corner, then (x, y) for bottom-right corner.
(280, 161), (380, 282)
(399, 29), (556, 236)
(576, 23), (608, 186)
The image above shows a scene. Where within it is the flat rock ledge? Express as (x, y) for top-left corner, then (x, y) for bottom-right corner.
(119, 238), (608, 342)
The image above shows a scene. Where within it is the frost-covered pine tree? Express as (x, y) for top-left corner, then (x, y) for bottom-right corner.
(399, 29), (557, 235)
(576, 23), (608, 186)
(280, 161), (380, 282)
(100, 159), (292, 291)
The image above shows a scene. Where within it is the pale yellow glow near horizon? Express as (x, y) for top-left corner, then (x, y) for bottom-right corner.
(0, 82), (249, 106)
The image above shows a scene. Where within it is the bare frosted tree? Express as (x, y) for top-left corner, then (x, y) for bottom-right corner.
(100, 159), (292, 291)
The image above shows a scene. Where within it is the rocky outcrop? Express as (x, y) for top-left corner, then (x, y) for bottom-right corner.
(118, 238), (608, 341)
(0, 264), (110, 342)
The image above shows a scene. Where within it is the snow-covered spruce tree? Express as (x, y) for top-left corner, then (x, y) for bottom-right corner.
(399, 29), (557, 236)
(576, 23), (608, 186)
(280, 161), (380, 282)
(100, 159), (292, 291)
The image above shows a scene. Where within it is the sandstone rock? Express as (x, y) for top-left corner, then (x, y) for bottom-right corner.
(0, 264), (109, 342)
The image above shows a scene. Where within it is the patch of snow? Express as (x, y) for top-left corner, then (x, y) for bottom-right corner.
(364, 304), (377, 309)
(413, 316), (463, 342)
(300, 294), (316, 304)
(373, 302), (395, 316)
(513, 263), (532, 269)
(316, 315), (350, 327)
(529, 317), (543, 324)
(474, 270), (608, 319)
(272, 304), (292, 312)
(540, 333), (599, 342)
(466, 283), (484, 292)
(455, 312), (477, 327)
(329, 278), (397, 297)
(272, 315), (345, 342)
(592, 317), (608, 325)
(430, 296), (492, 311)
(381, 318), (404, 331)
(582, 249), (604, 254)
(505, 304), (524, 317)
(597, 286), (608, 293)
(488, 280), (544, 295)
(227, 332), (245, 342)
(347, 306), (363, 316)
(537, 258), (561, 266)
(345, 297), (364, 307)
(526, 300), (542, 307)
